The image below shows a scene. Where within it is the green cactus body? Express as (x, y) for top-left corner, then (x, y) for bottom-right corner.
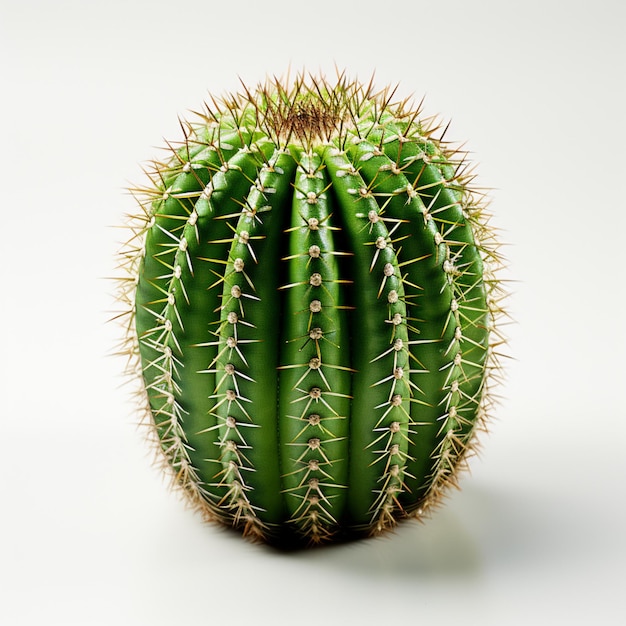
(119, 74), (503, 547)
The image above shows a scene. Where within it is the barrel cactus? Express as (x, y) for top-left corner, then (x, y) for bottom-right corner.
(117, 72), (504, 547)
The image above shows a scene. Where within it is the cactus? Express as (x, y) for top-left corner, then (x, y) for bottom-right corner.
(116, 72), (505, 547)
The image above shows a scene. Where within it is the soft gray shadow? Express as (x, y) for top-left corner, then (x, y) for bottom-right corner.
(330, 507), (484, 579)
(447, 482), (608, 570)
(253, 498), (484, 579)
(254, 481), (600, 580)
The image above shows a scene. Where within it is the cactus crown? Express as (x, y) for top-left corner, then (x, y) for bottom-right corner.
(209, 74), (410, 148)
(115, 71), (506, 548)
(260, 79), (348, 144)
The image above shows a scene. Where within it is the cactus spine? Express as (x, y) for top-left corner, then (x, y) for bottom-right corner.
(117, 73), (505, 547)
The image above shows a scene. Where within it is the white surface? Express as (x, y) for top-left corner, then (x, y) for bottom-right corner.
(2, 1), (625, 624)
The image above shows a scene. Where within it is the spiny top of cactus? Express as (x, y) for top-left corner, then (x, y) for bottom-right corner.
(191, 72), (423, 150)
(259, 79), (348, 145)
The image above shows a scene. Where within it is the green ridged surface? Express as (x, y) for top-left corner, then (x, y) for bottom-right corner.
(123, 74), (502, 547)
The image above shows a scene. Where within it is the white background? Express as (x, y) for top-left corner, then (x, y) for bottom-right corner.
(2, 1), (625, 624)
